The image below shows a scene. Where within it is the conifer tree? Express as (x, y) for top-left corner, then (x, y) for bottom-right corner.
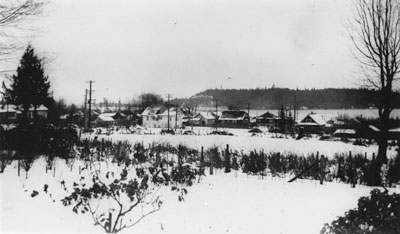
(3, 45), (50, 125)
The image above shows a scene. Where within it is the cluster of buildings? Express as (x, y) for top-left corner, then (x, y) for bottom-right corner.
(2, 102), (399, 139)
(0, 103), (327, 132)
(0, 104), (48, 123)
(141, 105), (252, 129)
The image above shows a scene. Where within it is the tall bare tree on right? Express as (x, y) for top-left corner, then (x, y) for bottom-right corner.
(350, 0), (400, 164)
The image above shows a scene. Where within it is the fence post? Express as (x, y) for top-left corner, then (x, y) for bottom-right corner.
(200, 146), (204, 171)
(117, 142), (121, 160)
(320, 155), (325, 185)
(108, 212), (112, 232)
(225, 144), (231, 173)
(210, 148), (214, 175)
(101, 139), (104, 158)
(315, 151), (319, 180)
(156, 145), (161, 165)
(352, 155), (357, 188)
(349, 151), (355, 188)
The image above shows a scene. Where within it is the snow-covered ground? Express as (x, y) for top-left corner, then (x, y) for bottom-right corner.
(86, 127), (398, 159)
(1, 157), (399, 234)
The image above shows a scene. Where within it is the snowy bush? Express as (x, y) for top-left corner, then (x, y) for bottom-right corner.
(321, 189), (400, 234)
(61, 169), (163, 233)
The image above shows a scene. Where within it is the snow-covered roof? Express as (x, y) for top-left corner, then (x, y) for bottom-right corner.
(97, 114), (116, 122)
(389, 127), (400, 133)
(101, 113), (115, 118)
(369, 125), (380, 132)
(158, 107), (183, 116)
(141, 105), (165, 116)
(334, 129), (356, 135)
(194, 112), (216, 120)
(256, 111), (277, 119)
(1, 104), (47, 113)
(220, 111), (248, 121)
(59, 114), (69, 120)
(28, 105), (48, 111)
(299, 113), (326, 126)
(0, 104), (18, 113)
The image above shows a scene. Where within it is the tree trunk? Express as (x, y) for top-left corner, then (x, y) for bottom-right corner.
(377, 92), (391, 165)
(21, 108), (29, 127)
(34, 105), (38, 127)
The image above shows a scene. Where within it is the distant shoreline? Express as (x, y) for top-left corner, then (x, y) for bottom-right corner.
(194, 107), (400, 120)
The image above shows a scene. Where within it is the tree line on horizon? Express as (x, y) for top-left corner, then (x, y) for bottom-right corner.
(184, 88), (400, 110)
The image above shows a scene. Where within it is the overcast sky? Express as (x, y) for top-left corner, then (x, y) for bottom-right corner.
(3, 0), (360, 104)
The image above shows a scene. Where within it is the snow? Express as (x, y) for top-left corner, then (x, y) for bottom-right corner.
(1, 129), (399, 233)
(85, 127), (398, 159)
(1, 157), (399, 234)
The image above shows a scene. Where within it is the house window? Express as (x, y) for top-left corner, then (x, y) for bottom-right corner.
(146, 116), (149, 121)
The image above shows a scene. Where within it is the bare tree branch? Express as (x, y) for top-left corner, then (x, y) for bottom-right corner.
(0, 0), (45, 73)
(349, 0), (400, 163)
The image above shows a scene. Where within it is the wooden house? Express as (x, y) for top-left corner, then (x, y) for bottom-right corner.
(297, 113), (327, 133)
(141, 105), (184, 129)
(192, 112), (217, 126)
(27, 105), (48, 119)
(255, 111), (277, 128)
(219, 110), (249, 127)
(0, 105), (19, 123)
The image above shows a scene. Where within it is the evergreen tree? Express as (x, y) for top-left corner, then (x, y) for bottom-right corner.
(3, 45), (50, 125)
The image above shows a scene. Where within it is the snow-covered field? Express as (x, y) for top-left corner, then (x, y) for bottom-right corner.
(1, 130), (399, 234)
(1, 157), (399, 234)
(86, 127), (398, 159)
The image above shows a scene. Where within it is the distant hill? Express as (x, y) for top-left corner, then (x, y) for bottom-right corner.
(179, 88), (400, 109)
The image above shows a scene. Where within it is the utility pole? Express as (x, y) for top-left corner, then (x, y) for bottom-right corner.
(191, 107), (194, 132)
(175, 105), (178, 131)
(84, 89), (88, 129)
(247, 103), (250, 125)
(6, 100), (9, 125)
(166, 94), (172, 131)
(293, 95), (297, 134)
(216, 100), (218, 130)
(285, 108), (288, 134)
(86, 80), (95, 130)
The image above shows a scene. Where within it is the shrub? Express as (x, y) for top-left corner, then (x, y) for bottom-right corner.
(321, 189), (400, 234)
(61, 169), (162, 233)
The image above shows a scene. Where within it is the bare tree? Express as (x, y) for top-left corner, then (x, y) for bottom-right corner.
(349, 0), (400, 164)
(0, 0), (44, 70)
